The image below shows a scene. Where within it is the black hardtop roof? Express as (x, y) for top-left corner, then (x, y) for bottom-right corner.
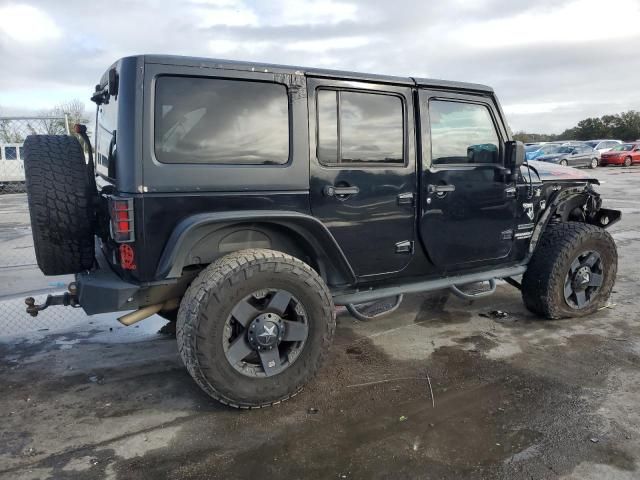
(138, 54), (494, 93)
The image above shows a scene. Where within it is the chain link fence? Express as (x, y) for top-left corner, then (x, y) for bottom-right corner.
(0, 116), (94, 337)
(0, 116), (69, 195)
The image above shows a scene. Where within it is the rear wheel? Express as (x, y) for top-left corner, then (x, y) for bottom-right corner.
(560, 159), (568, 166)
(624, 156), (632, 167)
(522, 222), (617, 319)
(177, 249), (335, 408)
(590, 157), (598, 169)
(22, 135), (95, 275)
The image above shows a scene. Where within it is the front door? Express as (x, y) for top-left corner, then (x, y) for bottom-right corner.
(308, 78), (417, 278)
(418, 91), (517, 271)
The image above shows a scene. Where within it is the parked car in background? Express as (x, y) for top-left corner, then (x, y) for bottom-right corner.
(537, 144), (600, 168)
(525, 143), (561, 160)
(585, 139), (622, 153)
(600, 143), (640, 167)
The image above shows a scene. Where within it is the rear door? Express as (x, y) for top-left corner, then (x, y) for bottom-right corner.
(418, 90), (517, 270)
(308, 78), (417, 278)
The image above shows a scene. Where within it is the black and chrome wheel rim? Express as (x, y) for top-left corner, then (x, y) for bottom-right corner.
(563, 250), (604, 309)
(222, 289), (309, 377)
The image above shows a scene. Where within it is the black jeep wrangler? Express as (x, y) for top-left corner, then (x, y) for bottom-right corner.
(22, 55), (620, 408)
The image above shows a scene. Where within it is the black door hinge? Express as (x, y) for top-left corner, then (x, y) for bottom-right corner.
(395, 240), (414, 254)
(397, 192), (415, 206)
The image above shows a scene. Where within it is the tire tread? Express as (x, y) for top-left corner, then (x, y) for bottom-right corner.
(176, 249), (335, 409)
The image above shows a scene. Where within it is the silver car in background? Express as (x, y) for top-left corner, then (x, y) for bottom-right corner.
(586, 139), (622, 153)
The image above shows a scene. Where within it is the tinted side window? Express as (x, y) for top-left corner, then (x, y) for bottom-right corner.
(317, 89), (404, 165)
(429, 100), (500, 165)
(155, 76), (289, 165)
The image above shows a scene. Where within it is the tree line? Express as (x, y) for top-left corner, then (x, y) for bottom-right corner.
(514, 110), (640, 143)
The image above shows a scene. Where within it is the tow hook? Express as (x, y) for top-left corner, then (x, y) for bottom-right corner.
(25, 282), (80, 317)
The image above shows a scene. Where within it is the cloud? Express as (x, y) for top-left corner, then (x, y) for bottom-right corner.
(285, 36), (372, 52)
(1, 0), (639, 133)
(0, 4), (62, 44)
(451, 0), (640, 49)
(195, 0), (259, 27)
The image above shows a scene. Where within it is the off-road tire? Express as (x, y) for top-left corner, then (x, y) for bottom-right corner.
(23, 135), (95, 275)
(177, 249), (335, 408)
(522, 222), (617, 319)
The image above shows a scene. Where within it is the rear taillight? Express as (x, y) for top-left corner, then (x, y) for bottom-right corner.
(119, 244), (136, 270)
(109, 197), (134, 243)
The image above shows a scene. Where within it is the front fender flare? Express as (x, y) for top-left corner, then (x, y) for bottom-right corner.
(155, 210), (356, 286)
(526, 184), (620, 262)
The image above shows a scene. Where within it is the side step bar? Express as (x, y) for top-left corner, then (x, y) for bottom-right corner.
(333, 265), (526, 306)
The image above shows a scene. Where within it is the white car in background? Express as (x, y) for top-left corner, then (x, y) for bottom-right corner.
(586, 139), (622, 153)
(0, 143), (26, 187)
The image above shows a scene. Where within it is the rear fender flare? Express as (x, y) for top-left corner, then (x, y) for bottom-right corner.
(155, 211), (356, 286)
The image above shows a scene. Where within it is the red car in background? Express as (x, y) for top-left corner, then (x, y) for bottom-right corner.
(600, 143), (640, 166)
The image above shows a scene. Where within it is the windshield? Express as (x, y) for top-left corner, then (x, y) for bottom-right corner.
(525, 145), (540, 153)
(585, 141), (599, 148)
(612, 144), (634, 152)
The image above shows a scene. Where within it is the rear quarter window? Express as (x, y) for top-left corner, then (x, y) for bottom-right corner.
(154, 76), (289, 165)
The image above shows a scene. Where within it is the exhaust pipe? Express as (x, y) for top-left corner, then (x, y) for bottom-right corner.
(117, 303), (164, 326)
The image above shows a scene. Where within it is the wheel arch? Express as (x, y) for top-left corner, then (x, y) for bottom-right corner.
(526, 183), (621, 263)
(155, 211), (356, 287)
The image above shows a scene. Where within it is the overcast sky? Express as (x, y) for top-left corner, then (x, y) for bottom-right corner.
(1, 0), (639, 133)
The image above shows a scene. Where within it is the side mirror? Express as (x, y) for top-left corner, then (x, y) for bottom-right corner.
(505, 140), (525, 172)
(108, 67), (119, 97)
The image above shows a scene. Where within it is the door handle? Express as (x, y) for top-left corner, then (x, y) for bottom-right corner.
(427, 184), (455, 194)
(324, 185), (360, 197)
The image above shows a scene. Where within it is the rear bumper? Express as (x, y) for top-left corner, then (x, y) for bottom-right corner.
(75, 246), (193, 315)
(76, 250), (141, 315)
(600, 158), (623, 165)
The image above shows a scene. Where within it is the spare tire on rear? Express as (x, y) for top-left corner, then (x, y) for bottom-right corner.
(23, 135), (96, 275)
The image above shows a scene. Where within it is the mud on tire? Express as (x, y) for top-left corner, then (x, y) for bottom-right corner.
(176, 249), (335, 408)
(23, 135), (96, 275)
(522, 222), (617, 319)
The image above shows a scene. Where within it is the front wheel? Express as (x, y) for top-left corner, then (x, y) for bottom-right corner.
(624, 156), (632, 167)
(560, 159), (568, 166)
(522, 222), (617, 319)
(590, 157), (599, 169)
(177, 249), (335, 408)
